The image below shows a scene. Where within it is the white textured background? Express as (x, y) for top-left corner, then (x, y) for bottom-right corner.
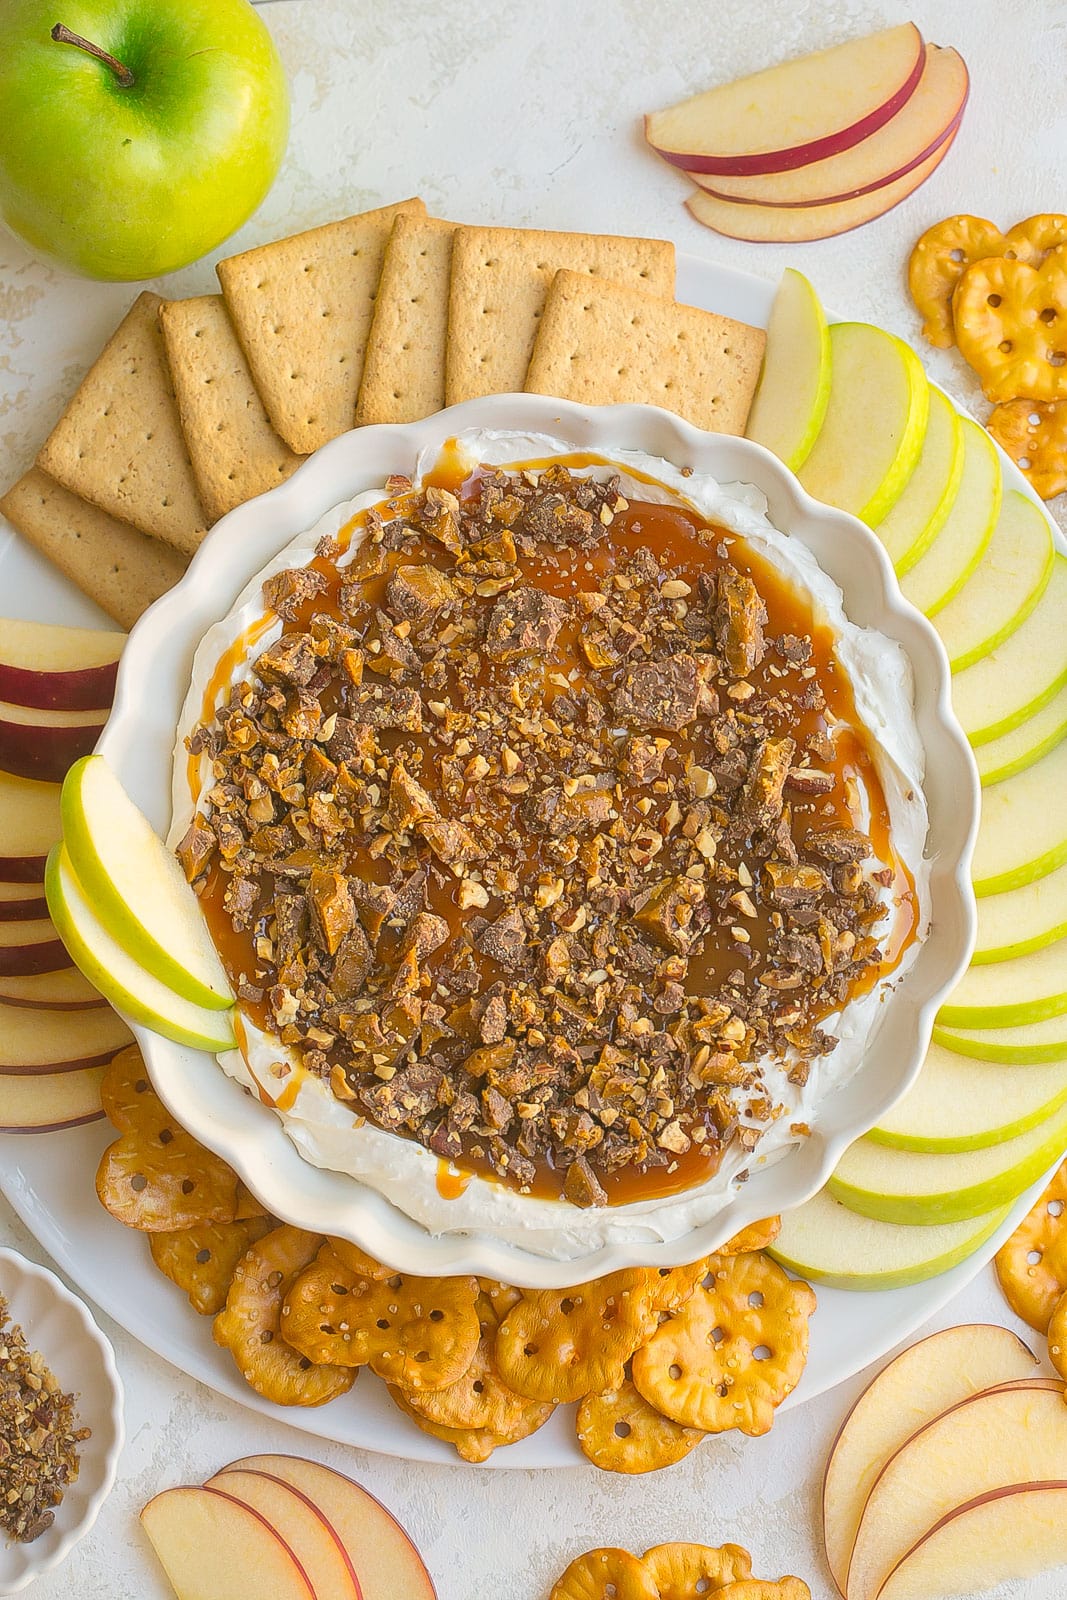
(2, 1), (1066, 1596)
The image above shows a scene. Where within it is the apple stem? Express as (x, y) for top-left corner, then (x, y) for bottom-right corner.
(49, 23), (135, 88)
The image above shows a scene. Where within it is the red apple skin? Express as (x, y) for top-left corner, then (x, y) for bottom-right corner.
(0, 891), (49, 922)
(686, 133), (956, 243)
(3, 1108), (105, 1134)
(0, 854), (49, 884)
(0, 935), (70, 977)
(647, 26), (925, 176)
(0, 712), (104, 783)
(0, 967), (107, 1008)
(0, 660), (117, 712)
(0, 1047), (123, 1077)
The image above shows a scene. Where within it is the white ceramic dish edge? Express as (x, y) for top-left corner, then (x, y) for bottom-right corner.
(94, 394), (978, 1286)
(0, 1247), (123, 1595)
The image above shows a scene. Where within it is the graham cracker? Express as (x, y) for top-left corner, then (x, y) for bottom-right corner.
(0, 469), (188, 630)
(159, 295), (303, 524)
(36, 292), (208, 557)
(355, 214), (456, 426)
(216, 198), (427, 455)
(524, 270), (765, 436)
(445, 226), (676, 405)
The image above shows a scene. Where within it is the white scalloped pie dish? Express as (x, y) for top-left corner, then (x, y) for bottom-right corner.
(0, 1249), (123, 1595)
(98, 395), (978, 1287)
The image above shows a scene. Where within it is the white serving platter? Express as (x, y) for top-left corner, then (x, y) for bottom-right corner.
(0, 249), (1063, 1466)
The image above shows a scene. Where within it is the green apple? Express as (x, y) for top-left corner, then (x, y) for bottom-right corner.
(898, 418), (1001, 617)
(937, 936), (1067, 1031)
(973, 858), (1067, 965)
(975, 686), (1067, 788)
(827, 1099), (1067, 1225)
(61, 754), (232, 1009)
(970, 736), (1067, 898)
(769, 1189), (1012, 1291)
(875, 386), (964, 575)
(744, 267), (831, 472)
(952, 554), (1067, 746)
(934, 1013), (1067, 1066)
(933, 491), (1054, 673)
(797, 321), (928, 527)
(0, 0), (288, 281)
(46, 845), (235, 1052)
(869, 1043), (1067, 1152)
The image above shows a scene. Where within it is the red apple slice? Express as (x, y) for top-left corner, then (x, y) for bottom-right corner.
(686, 135), (956, 243)
(0, 617), (123, 710)
(876, 1480), (1067, 1600)
(646, 23), (924, 176)
(0, 966), (106, 1009)
(0, 999), (132, 1074)
(0, 771), (61, 881)
(204, 1470), (361, 1600)
(0, 1063), (107, 1132)
(219, 1456), (436, 1600)
(692, 45), (968, 207)
(0, 881), (48, 921)
(846, 1380), (1067, 1600)
(0, 700), (106, 783)
(822, 1324), (1040, 1592)
(141, 1485), (315, 1600)
(0, 915), (68, 976)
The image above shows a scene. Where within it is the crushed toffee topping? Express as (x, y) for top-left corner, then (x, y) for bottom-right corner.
(0, 1293), (90, 1544)
(181, 460), (915, 1208)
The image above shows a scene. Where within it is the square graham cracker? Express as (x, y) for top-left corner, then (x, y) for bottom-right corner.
(216, 198), (427, 455)
(356, 214), (456, 426)
(0, 469), (188, 629)
(159, 294), (303, 524)
(36, 291), (208, 557)
(524, 271), (765, 435)
(445, 225), (675, 405)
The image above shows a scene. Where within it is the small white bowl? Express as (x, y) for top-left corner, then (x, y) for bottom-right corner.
(98, 396), (979, 1286)
(0, 1248), (124, 1595)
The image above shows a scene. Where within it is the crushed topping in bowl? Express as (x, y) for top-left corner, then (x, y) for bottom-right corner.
(0, 1293), (90, 1545)
(180, 460), (917, 1208)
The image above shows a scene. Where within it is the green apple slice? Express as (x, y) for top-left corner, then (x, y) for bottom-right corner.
(744, 267), (831, 472)
(46, 846), (235, 1053)
(975, 686), (1067, 788)
(973, 858), (1067, 965)
(875, 387), (964, 574)
(828, 1098), (1067, 1224)
(937, 937), (1067, 1029)
(869, 1043), (1067, 1151)
(933, 491), (1054, 672)
(898, 419), (1001, 617)
(970, 736), (1067, 896)
(61, 755), (231, 1010)
(952, 554), (1067, 745)
(934, 1013), (1067, 1065)
(797, 321), (928, 527)
(769, 1190), (1012, 1290)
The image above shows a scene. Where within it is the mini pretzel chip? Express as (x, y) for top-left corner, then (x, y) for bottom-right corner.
(995, 1160), (1067, 1332)
(96, 1046), (242, 1231)
(149, 1216), (272, 1314)
(1003, 214), (1067, 266)
(649, 1261), (711, 1315)
(576, 1379), (705, 1474)
(715, 1581), (811, 1600)
(477, 1277), (524, 1319)
(388, 1382), (554, 1462)
(953, 247), (1067, 403)
(326, 1237), (396, 1280)
(641, 1542), (753, 1596)
(631, 1252), (816, 1436)
(987, 399), (1067, 499)
(549, 1548), (660, 1600)
(398, 1289), (554, 1436)
(213, 1225), (354, 1407)
(907, 215), (1008, 347)
(494, 1269), (661, 1403)
(1048, 1289), (1067, 1380)
(720, 1216), (781, 1256)
(281, 1245), (481, 1391)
